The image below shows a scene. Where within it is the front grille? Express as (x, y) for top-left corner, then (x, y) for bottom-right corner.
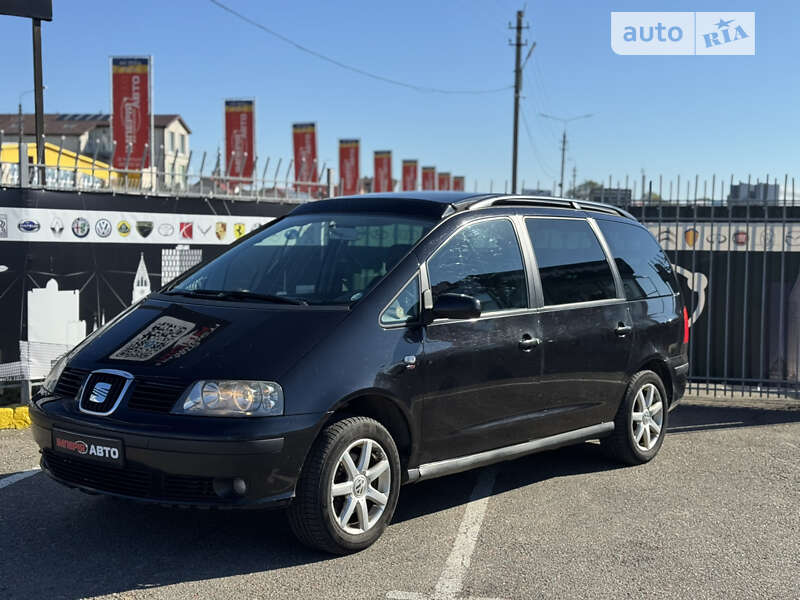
(79, 372), (129, 414)
(43, 450), (219, 503)
(54, 367), (90, 399)
(128, 379), (186, 413)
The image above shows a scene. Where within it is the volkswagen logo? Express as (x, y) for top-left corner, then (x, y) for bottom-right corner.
(95, 218), (113, 238)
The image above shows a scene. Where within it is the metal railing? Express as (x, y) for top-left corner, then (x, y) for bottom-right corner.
(0, 140), (332, 202)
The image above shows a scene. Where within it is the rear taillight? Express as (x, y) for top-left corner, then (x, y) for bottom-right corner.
(682, 306), (689, 344)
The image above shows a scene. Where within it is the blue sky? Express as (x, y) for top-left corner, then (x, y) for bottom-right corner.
(1, 0), (796, 193)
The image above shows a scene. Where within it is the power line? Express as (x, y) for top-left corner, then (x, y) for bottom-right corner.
(209, 0), (513, 95)
(520, 108), (555, 179)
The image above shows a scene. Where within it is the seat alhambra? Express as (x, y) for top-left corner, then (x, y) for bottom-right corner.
(31, 192), (688, 554)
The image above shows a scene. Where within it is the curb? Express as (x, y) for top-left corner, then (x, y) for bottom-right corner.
(0, 405), (31, 430)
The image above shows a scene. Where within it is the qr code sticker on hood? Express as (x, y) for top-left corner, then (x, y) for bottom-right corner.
(109, 316), (195, 362)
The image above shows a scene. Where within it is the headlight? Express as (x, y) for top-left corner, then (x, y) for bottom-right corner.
(41, 354), (69, 395)
(173, 380), (284, 417)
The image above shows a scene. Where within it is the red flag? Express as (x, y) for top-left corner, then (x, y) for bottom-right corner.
(292, 123), (318, 193)
(225, 100), (255, 183)
(373, 151), (392, 193)
(402, 160), (417, 191)
(437, 172), (451, 191)
(421, 166), (436, 190)
(111, 57), (151, 169)
(339, 139), (359, 195)
(452, 176), (465, 191)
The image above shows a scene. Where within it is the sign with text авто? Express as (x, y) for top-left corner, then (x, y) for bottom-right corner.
(373, 151), (392, 193)
(225, 100), (255, 183)
(339, 139), (360, 195)
(292, 123), (318, 193)
(111, 57), (152, 170)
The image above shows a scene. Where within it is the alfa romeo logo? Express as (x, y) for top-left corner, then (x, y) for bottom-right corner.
(72, 217), (90, 238)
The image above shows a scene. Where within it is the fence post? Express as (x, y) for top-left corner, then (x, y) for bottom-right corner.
(19, 142), (29, 188)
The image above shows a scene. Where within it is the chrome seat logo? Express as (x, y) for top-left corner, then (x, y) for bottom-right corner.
(88, 381), (112, 404)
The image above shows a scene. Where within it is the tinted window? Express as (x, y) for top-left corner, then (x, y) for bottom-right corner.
(381, 275), (420, 325)
(428, 219), (527, 313)
(526, 218), (617, 305)
(597, 220), (678, 300)
(173, 213), (433, 305)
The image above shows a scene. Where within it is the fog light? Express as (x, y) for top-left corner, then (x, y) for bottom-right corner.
(232, 477), (247, 496)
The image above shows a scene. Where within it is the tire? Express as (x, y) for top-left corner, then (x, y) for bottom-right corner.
(287, 416), (401, 554)
(602, 370), (669, 465)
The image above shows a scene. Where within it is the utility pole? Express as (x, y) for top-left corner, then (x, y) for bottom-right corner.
(571, 164), (577, 196)
(509, 10), (528, 195)
(540, 112), (593, 197)
(32, 17), (45, 182)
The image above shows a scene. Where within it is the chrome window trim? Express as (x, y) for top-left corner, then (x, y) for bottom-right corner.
(77, 369), (134, 417)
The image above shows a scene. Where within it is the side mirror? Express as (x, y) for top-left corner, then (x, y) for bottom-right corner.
(432, 293), (481, 320)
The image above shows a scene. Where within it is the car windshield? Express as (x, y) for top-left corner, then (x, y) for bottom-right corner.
(168, 213), (434, 305)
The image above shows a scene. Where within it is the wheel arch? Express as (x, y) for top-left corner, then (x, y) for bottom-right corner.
(324, 390), (417, 475)
(634, 355), (673, 406)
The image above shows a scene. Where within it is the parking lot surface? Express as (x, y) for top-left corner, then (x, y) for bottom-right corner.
(1, 399), (798, 600)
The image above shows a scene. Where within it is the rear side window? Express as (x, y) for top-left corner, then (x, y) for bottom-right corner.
(597, 220), (678, 300)
(428, 218), (527, 314)
(525, 218), (617, 306)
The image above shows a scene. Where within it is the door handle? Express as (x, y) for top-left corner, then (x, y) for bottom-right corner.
(615, 323), (632, 336)
(518, 335), (541, 352)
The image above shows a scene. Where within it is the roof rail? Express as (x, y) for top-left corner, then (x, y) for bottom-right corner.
(467, 195), (635, 220)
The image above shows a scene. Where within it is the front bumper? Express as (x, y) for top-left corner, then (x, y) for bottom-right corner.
(30, 396), (324, 507)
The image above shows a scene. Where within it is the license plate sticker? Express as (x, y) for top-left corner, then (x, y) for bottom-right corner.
(52, 428), (125, 468)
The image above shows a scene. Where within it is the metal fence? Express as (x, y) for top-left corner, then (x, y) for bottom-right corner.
(597, 175), (800, 400)
(0, 142), (331, 202)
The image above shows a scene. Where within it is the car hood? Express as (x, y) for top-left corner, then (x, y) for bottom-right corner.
(69, 296), (351, 381)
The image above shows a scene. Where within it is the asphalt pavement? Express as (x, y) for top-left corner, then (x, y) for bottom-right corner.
(1, 399), (798, 600)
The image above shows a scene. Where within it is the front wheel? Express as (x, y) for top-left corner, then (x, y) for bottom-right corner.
(602, 370), (668, 465)
(288, 416), (401, 554)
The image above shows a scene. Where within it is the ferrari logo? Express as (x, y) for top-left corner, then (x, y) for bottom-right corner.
(233, 223), (246, 239)
(215, 222), (227, 240)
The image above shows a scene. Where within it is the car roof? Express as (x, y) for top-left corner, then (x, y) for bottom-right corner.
(290, 192), (636, 221)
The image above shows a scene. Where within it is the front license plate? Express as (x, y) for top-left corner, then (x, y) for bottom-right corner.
(52, 428), (125, 468)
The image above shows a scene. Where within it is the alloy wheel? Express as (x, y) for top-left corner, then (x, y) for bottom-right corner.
(329, 438), (391, 535)
(630, 383), (664, 452)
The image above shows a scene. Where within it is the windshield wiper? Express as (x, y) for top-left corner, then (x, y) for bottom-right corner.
(164, 289), (308, 305)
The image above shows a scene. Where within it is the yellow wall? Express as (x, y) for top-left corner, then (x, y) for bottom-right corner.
(0, 142), (117, 183)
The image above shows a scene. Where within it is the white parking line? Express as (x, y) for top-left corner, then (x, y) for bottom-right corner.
(388, 467), (506, 600)
(0, 468), (40, 490)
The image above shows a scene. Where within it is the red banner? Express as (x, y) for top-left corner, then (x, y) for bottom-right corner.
(452, 176), (465, 191)
(373, 151), (392, 193)
(438, 172), (451, 191)
(339, 139), (359, 195)
(292, 123), (318, 193)
(421, 166), (436, 190)
(111, 57), (151, 169)
(225, 100), (255, 183)
(401, 160), (417, 191)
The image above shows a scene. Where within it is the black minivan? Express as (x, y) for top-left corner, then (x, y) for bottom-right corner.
(30, 192), (688, 554)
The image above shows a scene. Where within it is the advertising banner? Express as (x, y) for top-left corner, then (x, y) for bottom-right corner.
(438, 172), (451, 191)
(452, 176), (465, 191)
(421, 166), (436, 191)
(374, 150), (392, 193)
(0, 207), (271, 245)
(111, 57), (152, 170)
(225, 100), (255, 182)
(292, 123), (318, 192)
(339, 139), (360, 196)
(402, 160), (417, 191)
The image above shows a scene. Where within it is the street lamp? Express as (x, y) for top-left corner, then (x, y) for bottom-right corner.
(539, 113), (593, 197)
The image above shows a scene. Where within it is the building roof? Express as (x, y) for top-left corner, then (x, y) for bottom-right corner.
(0, 113), (191, 136)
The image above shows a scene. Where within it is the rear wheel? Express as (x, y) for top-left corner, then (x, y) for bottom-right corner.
(603, 370), (668, 465)
(288, 416), (401, 554)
